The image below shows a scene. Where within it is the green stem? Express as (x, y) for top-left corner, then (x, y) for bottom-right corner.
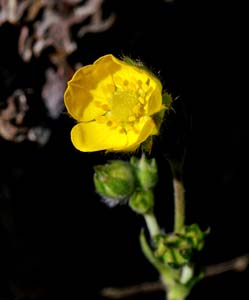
(161, 271), (190, 300)
(173, 177), (185, 233)
(140, 229), (189, 300)
(166, 284), (189, 300)
(144, 212), (160, 237)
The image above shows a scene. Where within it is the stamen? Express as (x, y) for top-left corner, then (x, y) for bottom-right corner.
(139, 106), (145, 114)
(101, 104), (110, 111)
(137, 80), (142, 86)
(96, 116), (106, 123)
(128, 115), (136, 122)
(137, 88), (145, 97)
(119, 127), (126, 134)
(126, 124), (134, 132)
(138, 96), (145, 104)
(133, 103), (143, 115)
(104, 84), (115, 93)
(104, 119), (118, 129)
(106, 120), (113, 127)
(123, 79), (129, 86)
(94, 101), (101, 108)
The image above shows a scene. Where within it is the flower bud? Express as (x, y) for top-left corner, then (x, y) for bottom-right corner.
(184, 224), (210, 251)
(93, 160), (136, 206)
(130, 155), (158, 190)
(129, 190), (154, 214)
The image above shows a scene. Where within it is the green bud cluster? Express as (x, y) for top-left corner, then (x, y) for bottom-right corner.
(153, 224), (209, 269)
(93, 155), (159, 213)
(140, 223), (209, 294)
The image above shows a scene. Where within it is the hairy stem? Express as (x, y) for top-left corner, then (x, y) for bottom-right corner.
(173, 177), (185, 233)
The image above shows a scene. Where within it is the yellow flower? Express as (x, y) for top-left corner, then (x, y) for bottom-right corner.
(64, 54), (165, 152)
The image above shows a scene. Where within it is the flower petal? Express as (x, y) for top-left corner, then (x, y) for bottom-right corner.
(71, 122), (128, 152)
(94, 54), (122, 71)
(64, 56), (121, 122)
(114, 116), (156, 151)
(146, 83), (163, 115)
(64, 83), (107, 122)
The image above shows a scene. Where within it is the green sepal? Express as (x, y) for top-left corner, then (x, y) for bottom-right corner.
(122, 56), (141, 67)
(141, 135), (153, 153)
(152, 106), (166, 132)
(152, 91), (172, 133)
(162, 91), (173, 109)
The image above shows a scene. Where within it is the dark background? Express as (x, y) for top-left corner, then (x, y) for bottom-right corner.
(0, 0), (248, 299)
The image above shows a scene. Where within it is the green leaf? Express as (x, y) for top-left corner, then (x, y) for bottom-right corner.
(140, 229), (165, 273)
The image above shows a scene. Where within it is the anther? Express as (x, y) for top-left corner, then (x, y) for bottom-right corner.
(137, 88), (145, 97)
(138, 96), (145, 104)
(106, 120), (113, 127)
(128, 115), (136, 122)
(94, 101), (101, 107)
(133, 103), (142, 115)
(96, 116), (106, 123)
(101, 104), (110, 111)
(137, 80), (142, 86)
(119, 128), (126, 134)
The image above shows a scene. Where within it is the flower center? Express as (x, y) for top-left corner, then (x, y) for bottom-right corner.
(95, 78), (153, 133)
(111, 90), (138, 121)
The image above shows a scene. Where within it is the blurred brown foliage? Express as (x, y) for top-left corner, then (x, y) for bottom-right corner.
(0, 0), (115, 144)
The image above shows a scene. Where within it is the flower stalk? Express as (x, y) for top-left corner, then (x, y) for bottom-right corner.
(173, 177), (185, 233)
(144, 212), (160, 237)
